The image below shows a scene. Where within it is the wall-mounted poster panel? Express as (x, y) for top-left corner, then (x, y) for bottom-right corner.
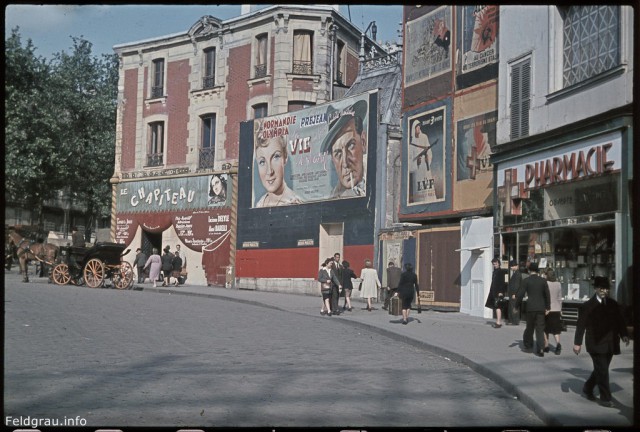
(456, 111), (497, 181)
(251, 93), (370, 207)
(404, 6), (452, 87)
(460, 5), (499, 74)
(407, 106), (447, 206)
(116, 174), (230, 213)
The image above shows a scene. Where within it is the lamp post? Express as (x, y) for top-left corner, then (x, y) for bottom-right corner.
(62, 187), (72, 240)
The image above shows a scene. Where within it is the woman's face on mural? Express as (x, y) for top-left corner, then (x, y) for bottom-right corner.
(256, 138), (286, 195)
(211, 175), (223, 196)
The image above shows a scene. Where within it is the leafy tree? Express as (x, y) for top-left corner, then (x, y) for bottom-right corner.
(5, 28), (118, 238)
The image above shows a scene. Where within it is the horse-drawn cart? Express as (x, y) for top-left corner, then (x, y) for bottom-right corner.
(51, 242), (134, 289)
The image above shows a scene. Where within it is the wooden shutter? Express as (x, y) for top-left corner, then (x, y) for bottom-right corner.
(510, 58), (530, 139)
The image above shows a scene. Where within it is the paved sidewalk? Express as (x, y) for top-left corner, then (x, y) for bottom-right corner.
(141, 282), (634, 427)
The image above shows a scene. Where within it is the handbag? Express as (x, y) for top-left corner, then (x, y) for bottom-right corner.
(320, 281), (331, 294)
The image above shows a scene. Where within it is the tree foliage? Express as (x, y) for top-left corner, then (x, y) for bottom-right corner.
(5, 28), (118, 231)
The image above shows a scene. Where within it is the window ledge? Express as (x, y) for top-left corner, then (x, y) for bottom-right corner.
(547, 65), (626, 103)
(192, 85), (224, 99)
(286, 73), (321, 84)
(248, 74), (272, 88)
(144, 96), (167, 109)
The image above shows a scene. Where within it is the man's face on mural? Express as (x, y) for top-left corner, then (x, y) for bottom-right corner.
(330, 119), (367, 190)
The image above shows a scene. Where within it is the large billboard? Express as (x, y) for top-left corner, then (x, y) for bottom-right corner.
(456, 110), (497, 181)
(251, 93), (370, 207)
(404, 6), (452, 87)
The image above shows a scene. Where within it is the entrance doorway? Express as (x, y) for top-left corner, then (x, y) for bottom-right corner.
(141, 230), (162, 258)
(319, 223), (343, 267)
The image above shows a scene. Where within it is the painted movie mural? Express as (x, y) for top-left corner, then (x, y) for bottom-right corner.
(456, 111), (497, 181)
(251, 93), (370, 207)
(460, 5), (499, 74)
(115, 174), (231, 284)
(407, 105), (447, 205)
(405, 6), (452, 87)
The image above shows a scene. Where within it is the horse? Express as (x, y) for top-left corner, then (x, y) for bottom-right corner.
(6, 228), (59, 283)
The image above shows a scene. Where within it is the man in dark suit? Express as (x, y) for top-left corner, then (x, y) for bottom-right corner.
(331, 253), (343, 315)
(516, 261), (550, 356)
(573, 276), (630, 407)
(506, 260), (523, 325)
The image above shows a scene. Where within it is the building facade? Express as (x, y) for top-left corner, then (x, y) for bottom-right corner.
(492, 5), (634, 324)
(398, 6), (500, 314)
(110, 5), (380, 286)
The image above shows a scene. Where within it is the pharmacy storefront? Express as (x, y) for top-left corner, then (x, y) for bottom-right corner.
(493, 126), (632, 324)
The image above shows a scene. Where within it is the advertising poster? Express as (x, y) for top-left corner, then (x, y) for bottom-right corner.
(407, 106), (446, 205)
(405, 6), (452, 86)
(460, 5), (499, 74)
(251, 93), (370, 207)
(456, 111), (497, 181)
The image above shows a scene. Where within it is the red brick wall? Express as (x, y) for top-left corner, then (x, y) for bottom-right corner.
(165, 59), (190, 165)
(292, 78), (314, 92)
(121, 68), (138, 171)
(225, 44), (252, 159)
(346, 51), (359, 87)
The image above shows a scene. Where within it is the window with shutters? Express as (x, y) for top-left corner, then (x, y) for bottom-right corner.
(510, 58), (531, 140)
(203, 48), (216, 89)
(562, 5), (620, 88)
(335, 40), (346, 84)
(253, 103), (268, 119)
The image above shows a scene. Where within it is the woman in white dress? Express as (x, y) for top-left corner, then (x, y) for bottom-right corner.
(360, 259), (381, 311)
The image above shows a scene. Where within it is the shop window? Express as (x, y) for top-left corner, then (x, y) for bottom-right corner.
(255, 33), (268, 78)
(147, 121), (164, 167)
(151, 58), (165, 98)
(199, 114), (216, 169)
(561, 5), (620, 88)
(293, 30), (313, 75)
(253, 103), (268, 119)
(510, 57), (530, 139)
(203, 47), (216, 89)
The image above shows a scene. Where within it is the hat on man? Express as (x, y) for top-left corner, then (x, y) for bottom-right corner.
(509, 260), (518, 267)
(594, 276), (610, 289)
(320, 99), (368, 154)
(163, 246), (170, 253)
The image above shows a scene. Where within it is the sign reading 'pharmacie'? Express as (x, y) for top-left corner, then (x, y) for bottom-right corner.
(497, 131), (621, 192)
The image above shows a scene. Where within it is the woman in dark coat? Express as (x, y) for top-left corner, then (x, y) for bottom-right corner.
(395, 263), (419, 325)
(161, 246), (174, 286)
(341, 260), (357, 312)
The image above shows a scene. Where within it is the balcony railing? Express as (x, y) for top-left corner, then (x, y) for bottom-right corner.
(292, 60), (313, 75)
(146, 152), (164, 167)
(151, 86), (164, 98)
(199, 147), (215, 170)
(254, 64), (267, 79)
(362, 51), (401, 72)
(202, 76), (215, 89)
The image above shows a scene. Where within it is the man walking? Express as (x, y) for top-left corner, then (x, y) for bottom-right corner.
(383, 261), (402, 310)
(134, 248), (147, 284)
(507, 260), (523, 325)
(331, 253), (343, 315)
(573, 276), (629, 407)
(516, 261), (550, 357)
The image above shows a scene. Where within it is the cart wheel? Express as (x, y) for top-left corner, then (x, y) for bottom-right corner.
(84, 258), (105, 288)
(52, 263), (71, 285)
(113, 261), (134, 290)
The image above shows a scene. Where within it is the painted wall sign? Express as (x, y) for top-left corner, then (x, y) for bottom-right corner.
(405, 6), (452, 86)
(497, 131), (622, 192)
(251, 93), (370, 207)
